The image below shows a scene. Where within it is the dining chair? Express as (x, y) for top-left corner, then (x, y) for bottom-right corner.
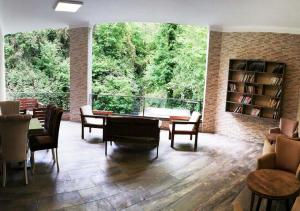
(0, 114), (31, 187)
(29, 107), (63, 174)
(0, 101), (20, 115)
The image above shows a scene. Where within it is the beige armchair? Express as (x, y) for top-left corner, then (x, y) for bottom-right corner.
(0, 101), (20, 115)
(292, 197), (300, 211)
(0, 115), (31, 187)
(168, 111), (202, 151)
(257, 136), (300, 180)
(266, 118), (299, 144)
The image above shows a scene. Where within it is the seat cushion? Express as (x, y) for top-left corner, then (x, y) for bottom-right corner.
(169, 124), (193, 132)
(29, 135), (56, 151)
(85, 118), (103, 126)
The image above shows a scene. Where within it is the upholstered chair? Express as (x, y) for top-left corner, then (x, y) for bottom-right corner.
(266, 118), (299, 144)
(0, 115), (31, 187)
(29, 108), (63, 173)
(168, 111), (202, 151)
(0, 101), (20, 115)
(257, 136), (300, 180)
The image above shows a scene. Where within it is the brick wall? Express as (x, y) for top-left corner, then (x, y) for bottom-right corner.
(205, 31), (300, 142)
(202, 31), (222, 132)
(69, 27), (92, 121)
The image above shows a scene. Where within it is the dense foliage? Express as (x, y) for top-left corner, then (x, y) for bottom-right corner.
(5, 23), (207, 113)
(92, 23), (208, 113)
(5, 29), (70, 109)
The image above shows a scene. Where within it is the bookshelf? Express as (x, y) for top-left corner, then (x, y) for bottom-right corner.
(226, 59), (285, 120)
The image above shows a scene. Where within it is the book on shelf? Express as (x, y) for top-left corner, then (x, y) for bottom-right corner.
(228, 83), (237, 92)
(273, 111), (280, 119)
(248, 62), (265, 72)
(251, 108), (261, 117)
(274, 88), (282, 98)
(269, 98), (280, 109)
(245, 85), (255, 94)
(233, 62), (246, 70)
(272, 64), (284, 74)
(240, 73), (255, 83)
(238, 96), (252, 104)
(234, 105), (242, 113)
(270, 77), (283, 85)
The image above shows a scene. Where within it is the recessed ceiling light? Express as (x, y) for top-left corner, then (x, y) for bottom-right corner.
(54, 0), (83, 13)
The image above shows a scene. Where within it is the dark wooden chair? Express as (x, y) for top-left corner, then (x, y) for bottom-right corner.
(168, 111), (202, 151)
(79, 105), (112, 139)
(29, 107), (63, 173)
(33, 107), (47, 126)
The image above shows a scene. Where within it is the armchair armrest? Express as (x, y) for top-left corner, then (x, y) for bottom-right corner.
(169, 116), (190, 121)
(81, 114), (107, 119)
(292, 197), (300, 211)
(269, 127), (280, 134)
(93, 110), (113, 115)
(257, 152), (276, 170)
(296, 164), (300, 181)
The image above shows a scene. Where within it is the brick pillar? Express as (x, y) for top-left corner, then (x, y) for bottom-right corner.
(69, 27), (93, 121)
(0, 27), (6, 100)
(202, 31), (222, 133)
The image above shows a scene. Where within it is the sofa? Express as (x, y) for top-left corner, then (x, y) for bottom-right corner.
(103, 116), (160, 158)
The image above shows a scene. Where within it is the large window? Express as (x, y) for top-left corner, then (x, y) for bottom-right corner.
(92, 23), (208, 117)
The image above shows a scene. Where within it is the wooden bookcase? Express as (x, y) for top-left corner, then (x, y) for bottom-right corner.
(226, 59), (285, 120)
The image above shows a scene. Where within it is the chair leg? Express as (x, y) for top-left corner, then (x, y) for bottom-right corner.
(89, 127), (91, 133)
(30, 152), (35, 175)
(168, 131), (171, 139)
(24, 160), (28, 185)
(52, 149), (56, 162)
(56, 148), (59, 172)
(2, 161), (6, 187)
(81, 125), (84, 139)
(105, 141), (107, 156)
(194, 133), (198, 151)
(110, 141), (112, 146)
(156, 145), (159, 158)
(171, 133), (175, 148)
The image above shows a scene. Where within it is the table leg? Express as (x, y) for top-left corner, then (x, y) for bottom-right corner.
(250, 192), (255, 211)
(285, 199), (290, 211)
(266, 199), (272, 211)
(255, 197), (262, 211)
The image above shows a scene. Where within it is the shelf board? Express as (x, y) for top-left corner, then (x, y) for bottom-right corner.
(227, 110), (279, 120)
(227, 91), (280, 99)
(228, 80), (282, 87)
(229, 69), (283, 76)
(226, 101), (279, 111)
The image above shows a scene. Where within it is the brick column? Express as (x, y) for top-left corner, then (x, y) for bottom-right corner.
(0, 27), (6, 100)
(69, 27), (93, 121)
(202, 31), (222, 133)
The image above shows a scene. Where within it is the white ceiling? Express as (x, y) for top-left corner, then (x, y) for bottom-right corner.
(1, 0), (300, 34)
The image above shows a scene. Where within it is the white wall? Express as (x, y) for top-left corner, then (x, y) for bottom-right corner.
(0, 23), (6, 100)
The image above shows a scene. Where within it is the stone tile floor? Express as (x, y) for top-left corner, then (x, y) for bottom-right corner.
(0, 121), (262, 210)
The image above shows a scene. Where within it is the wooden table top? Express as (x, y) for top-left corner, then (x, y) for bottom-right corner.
(247, 169), (300, 199)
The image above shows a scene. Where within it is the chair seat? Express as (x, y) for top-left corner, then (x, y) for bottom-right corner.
(85, 118), (104, 126)
(29, 135), (56, 151)
(169, 124), (194, 133)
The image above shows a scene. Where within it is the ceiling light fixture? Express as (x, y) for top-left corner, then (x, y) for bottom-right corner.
(54, 0), (83, 13)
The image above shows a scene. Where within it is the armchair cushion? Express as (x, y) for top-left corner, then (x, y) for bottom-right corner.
(292, 197), (300, 211)
(280, 118), (298, 137)
(169, 124), (194, 132)
(276, 136), (300, 173)
(86, 117), (103, 126)
(257, 152), (276, 170)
